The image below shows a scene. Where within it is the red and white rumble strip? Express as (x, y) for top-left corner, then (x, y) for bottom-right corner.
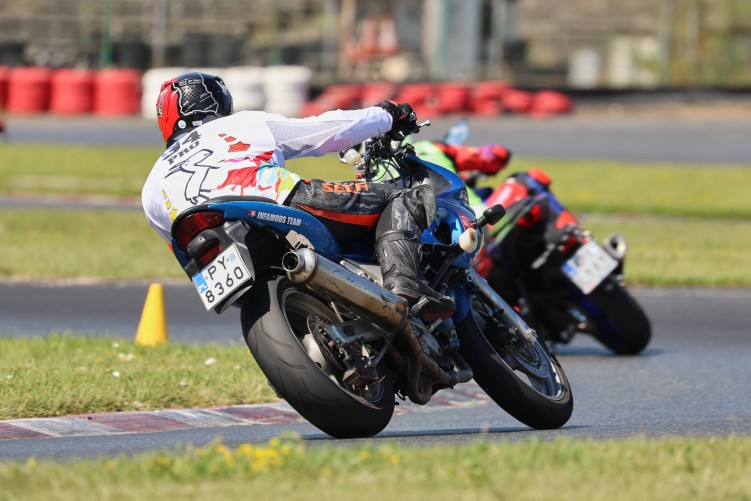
(0, 386), (490, 441)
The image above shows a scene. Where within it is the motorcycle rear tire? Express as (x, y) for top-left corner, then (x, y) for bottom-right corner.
(458, 300), (573, 430)
(241, 275), (395, 439)
(586, 278), (651, 355)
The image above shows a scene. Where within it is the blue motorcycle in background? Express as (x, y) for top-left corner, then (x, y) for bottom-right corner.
(440, 118), (651, 355)
(170, 123), (573, 438)
(476, 173), (652, 355)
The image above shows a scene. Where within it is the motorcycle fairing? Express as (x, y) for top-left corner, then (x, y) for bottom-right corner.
(208, 200), (343, 260)
(404, 153), (480, 269)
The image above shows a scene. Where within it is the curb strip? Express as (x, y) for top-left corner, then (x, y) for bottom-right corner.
(0, 386), (490, 441)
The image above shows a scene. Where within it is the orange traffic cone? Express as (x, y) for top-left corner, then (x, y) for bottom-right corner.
(135, 283), (169, 346)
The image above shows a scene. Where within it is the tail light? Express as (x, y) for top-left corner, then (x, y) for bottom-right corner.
(174, 211), (224, 250)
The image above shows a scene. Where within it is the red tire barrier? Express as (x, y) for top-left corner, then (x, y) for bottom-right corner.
(473, 81), (511, 98)
(530, 90), (573, 117)
(0, 66), (9, 110)
(94, 68), (142, 116)
(318, 83), (362, 109)
(50, 68), (95, 115)
(304, 80), (572, 119)
(469, 81), (510, 116)
(300, 83), (361, 116)
(360, 81), (397, 107)
(501, 88), (534, 114)
(437, 82), (470, 114)
(299, 102), (326, 117)
(393, 83), (439, 117)
(7, 67), (52, 114)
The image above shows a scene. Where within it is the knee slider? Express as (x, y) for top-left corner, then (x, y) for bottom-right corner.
(402, 184), (436, 230)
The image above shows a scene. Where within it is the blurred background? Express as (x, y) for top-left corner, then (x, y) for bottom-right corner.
(0, 0), (750, 119)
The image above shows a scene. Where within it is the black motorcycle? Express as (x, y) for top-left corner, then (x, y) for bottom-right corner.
(476, 170), (651, 355)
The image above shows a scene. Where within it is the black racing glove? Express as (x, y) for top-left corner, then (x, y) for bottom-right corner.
(375, 100), (418, 141)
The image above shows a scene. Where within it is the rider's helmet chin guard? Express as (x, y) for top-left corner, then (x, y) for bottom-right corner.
(156, 72), (234, 146)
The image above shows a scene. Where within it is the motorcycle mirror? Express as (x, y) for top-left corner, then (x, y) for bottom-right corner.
(476, 204), (506, 228)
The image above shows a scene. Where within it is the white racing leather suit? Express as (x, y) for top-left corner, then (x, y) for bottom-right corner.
(141, 105), (455, 317)
(142, 107), (391, 243)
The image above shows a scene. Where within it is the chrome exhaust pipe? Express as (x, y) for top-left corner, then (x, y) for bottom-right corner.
(604, 232), (627, 261)
(283, 248), (408, 331)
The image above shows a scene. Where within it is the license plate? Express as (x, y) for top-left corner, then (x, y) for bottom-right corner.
(561, 241), (618, 294)
(192, 244), (251, 310)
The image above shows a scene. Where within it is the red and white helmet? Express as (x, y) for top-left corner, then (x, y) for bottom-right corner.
(156, 72), (233, 146)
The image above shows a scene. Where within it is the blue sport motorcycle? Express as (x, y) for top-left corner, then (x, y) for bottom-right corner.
(170, 124), (573, 438)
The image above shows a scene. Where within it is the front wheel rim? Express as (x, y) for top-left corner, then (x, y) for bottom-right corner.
(474, 302), (568, 401)
(503, 339), (566, 399)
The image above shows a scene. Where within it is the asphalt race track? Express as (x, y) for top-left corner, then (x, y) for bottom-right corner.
(1, 110), (750, 461)
(0, 284), (749, 461)
(4, 112), (751, 164)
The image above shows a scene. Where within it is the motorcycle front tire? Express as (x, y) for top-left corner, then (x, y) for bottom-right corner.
(457, 301), (574, 430)
(241, 275), (395, 439)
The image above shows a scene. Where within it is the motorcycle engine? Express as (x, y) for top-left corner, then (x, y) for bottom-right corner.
(413, 319), (458, 372)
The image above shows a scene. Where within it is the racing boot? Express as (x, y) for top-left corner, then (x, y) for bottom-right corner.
(376, 230), (456, 323)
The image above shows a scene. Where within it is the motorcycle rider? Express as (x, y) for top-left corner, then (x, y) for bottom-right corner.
(410, 136), (578, 276)
(412, 136), (575, 239)
(410, 139), (511, 217)
(141, 72), (454, 320)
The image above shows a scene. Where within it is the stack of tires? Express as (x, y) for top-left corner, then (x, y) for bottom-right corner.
(360, 81), (397, 107)
(391, 82), (438, 116)
(302, 80), (574, 119)
(2, 66), (573, 120)
(299, 83), (362, 117)
(94, 69), (141, 116)
(263, 66), (312, 117)
(7, 67), (52, 114)
(470, 81), (510, 116)
(5, 66), (142, 117)
(222, 66), (265, 112)
(50, 69), (95, 115)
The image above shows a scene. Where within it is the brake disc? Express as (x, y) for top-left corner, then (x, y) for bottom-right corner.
(306, 315), (347, 372)
(507, 340), (550, 379)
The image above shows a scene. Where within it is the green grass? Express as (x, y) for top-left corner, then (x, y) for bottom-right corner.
(2, 208), (751, 286)
(502, 158), (751, 219)
(585, 214), (751, 287)
(0, 435), (749, 500)
(0, 335), (276, 419)
(0, 145), (159, 198)
(0, 208), (182, 280)
(1, 144), (750, 286)
(1, 143), (750, 219)
(1, 145), (748, 485)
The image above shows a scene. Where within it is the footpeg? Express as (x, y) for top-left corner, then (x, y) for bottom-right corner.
(410, 295), (456, 323)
